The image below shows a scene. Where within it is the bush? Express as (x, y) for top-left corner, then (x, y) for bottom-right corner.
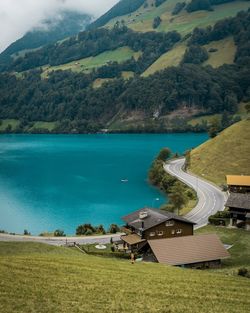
(109, 224), (120, 234)
(156, 147), (172, 161)
(172, 2), (186, 15)
(186, 0), (212, 13)
(85, 229), (93, 236)
(211, 211), (230, 219)
(238, 268), (248, 277)
(182, 45), (209, 64)
(23, 229), (31, 235)
(76, 223), (96, 235)
(208, 217), (227, 226)
(153, 16), (162, 29)
(208, 211), (230, 226)
(54, 229), (66, 237)
(96, 224), (106, 234)
(155, 0), (167, 7)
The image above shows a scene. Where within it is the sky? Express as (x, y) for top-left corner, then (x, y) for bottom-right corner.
(0, 0), (118, 53)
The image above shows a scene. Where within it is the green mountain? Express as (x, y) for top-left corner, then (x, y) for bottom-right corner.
(0, 0), (250, 134)
(0, 11), (91, 67)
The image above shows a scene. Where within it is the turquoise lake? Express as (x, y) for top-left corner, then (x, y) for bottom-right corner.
(0, 134), (207, 235)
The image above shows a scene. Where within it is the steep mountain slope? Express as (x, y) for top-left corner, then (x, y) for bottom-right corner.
(87, 0), (146, 29)
(102, 0), (250, 34)
(189, 119), (250, 185)
(0, 11), (91, 67)
(0, 2), (250, 133)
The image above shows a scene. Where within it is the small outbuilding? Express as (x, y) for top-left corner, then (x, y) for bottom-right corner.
(226, 192), (250, 229)
(146, 234), (230, 269)
(226, 175), (250, 193)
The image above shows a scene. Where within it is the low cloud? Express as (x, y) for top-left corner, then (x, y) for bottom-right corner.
(0, 0), (118, 52)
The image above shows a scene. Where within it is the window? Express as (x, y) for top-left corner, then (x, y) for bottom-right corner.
(157, 231), (164, 236)
(176, 229), (182, 234)
(166, 221), (174, 227)
(149, 232), (155, 237)
(171, 230), (175, 235)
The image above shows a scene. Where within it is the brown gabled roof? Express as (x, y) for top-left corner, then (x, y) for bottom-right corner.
(226, 193), (250, 210)
(226, 175), (250, 187)
(148, 234), (229, 266)
(120, 234), (146, 246)
(122, 208), (195, 232)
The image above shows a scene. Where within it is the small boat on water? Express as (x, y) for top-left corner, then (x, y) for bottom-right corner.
(121, 179), (128, 183)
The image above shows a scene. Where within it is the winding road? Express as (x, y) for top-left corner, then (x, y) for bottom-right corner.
(164, 158), (227, 229)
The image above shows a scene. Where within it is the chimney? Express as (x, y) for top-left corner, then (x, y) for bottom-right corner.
(141, 221), (144, 238)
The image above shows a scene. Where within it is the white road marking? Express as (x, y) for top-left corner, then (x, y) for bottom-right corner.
(164, 158), (225, 227)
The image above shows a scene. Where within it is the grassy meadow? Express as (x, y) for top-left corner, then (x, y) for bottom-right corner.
(203, 37), (236, 68)
(0, 234), (250, 313)
(0, 119), (20, 131)
(105, 0), (250, 34)
(142, 42), (186, 77)
(189, 119), (250, 185)
(42, 47), (141, 77)
(143, 35), (236, 77)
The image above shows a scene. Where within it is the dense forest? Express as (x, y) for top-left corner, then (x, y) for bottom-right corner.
(0, 9), (250, 133)
(186, 0), (248, 13)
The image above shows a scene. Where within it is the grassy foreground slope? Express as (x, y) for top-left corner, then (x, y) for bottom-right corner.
(189, 120), (250, 185)
(0, 241), (250, 313)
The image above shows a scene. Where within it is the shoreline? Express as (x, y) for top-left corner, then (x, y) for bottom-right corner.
(0, 232), (123, 246)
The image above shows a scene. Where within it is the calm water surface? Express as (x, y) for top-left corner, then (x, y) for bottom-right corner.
(0, 134), (207, 235)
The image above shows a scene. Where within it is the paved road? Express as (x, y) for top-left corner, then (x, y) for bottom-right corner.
(164, 158), (227, 229)
(0, 233), (122, 246)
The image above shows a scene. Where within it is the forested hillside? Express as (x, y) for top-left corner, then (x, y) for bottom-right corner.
(87, 0), (146, 29)
(0, 11), (91, 68)
(0, 1), (250, 133)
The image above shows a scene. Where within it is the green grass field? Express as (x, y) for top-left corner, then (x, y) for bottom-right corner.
(31, 121), (58, 131)
(142, 42), (186, 77)
(203, 37), (236, 68)
(42, 47), (141, 77)
(0, 234), (250, 313)
(106, 0), (250, 35)
(189, 120), (250, 185)
(0, 119), (58, 132)
(196, 225), (250, 274)
(0, 119), (20, 131)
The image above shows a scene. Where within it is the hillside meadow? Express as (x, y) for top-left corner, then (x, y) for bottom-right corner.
(189, 119), (250, 185)
(1, 225), (250, 313)
(105, 0), (250, 34)
(42, 46), (141, 77)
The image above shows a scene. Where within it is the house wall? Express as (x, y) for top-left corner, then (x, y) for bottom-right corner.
(143, 219), (193, 240)
(228, 185), (250, 193)
(183, 259), (221, 269)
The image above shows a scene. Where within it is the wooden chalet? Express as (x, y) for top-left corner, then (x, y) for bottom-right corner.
(120, 208), (195, 252)
(226, 175), (250, 193)
(146, 234), (230, 269)
(226, 192), (250, 230)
